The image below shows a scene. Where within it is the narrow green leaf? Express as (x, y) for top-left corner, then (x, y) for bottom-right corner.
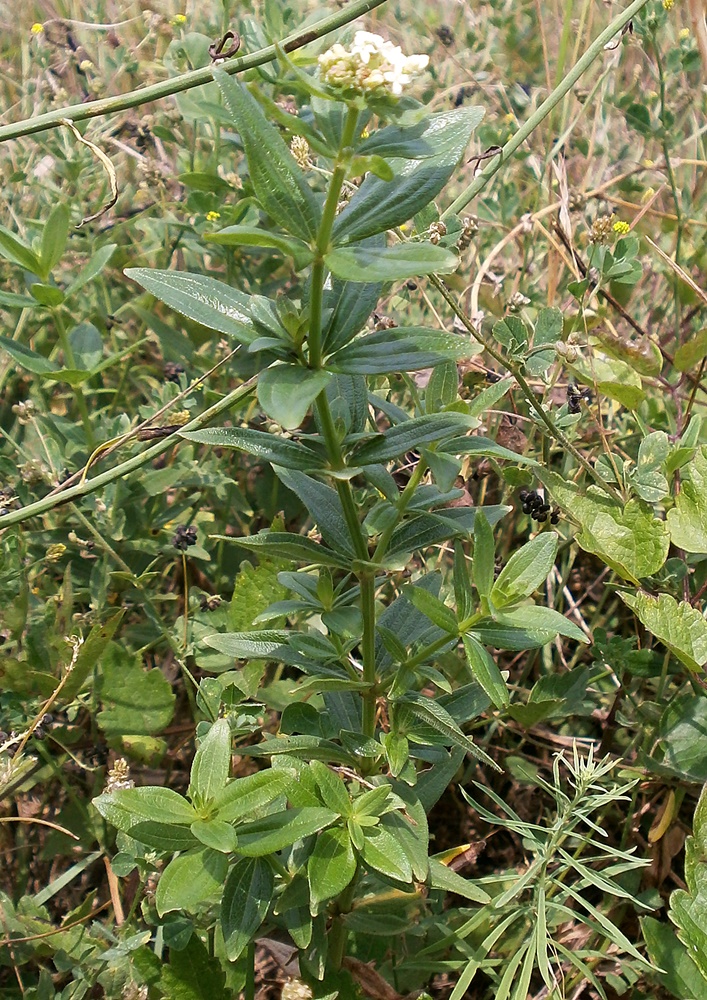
(462, 635), (509, 709)
(400, 692), (500, 770)
(494, 605), (589, 644)
(215, 530), (350, 567)
(328, 327), (474, 375)
(180, 426), (323, 471)
(213, 770), (290, 824)
(125, 268), (257, 343)
(403, 585), (458, 633)
(156, 848), (228, 915)
(0, 290), (36, 308)
(204, 226), (313, 269)
(203, 630), (289, 660)
(65, 243), (117, 297)
(214, 70), (321, 241)
(0, 335), (58, 374)
(325, 243), (458, 283)
(350, 413), (476, 465)
(0, 225), (41, 274)
(428, 857), (490, 902)
(221, 857), (274, 961)
(273, 467), (356, 557)
(472, 511), (495, 603)
(40, 203), (70, 278)
(236, 807), (338, 855)
(258, 364), (331, 429)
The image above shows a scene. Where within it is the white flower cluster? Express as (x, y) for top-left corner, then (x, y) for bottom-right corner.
(318, 31), (429, 97)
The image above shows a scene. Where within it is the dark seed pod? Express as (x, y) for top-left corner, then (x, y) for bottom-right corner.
(519, 488), (530, 501)
(550, 511), (560, 525)
(485, 370), (502, 383)
(538, 504), (551, 514)
(406, 280), (418, 291)
(529, 496), (544, 510)
(522, 504), (532, 515)
(33, 726), (46, 740)
(42, 713), (54, 726)
(535, 511), (548, 522)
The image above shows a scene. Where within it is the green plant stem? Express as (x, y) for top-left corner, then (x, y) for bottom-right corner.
(244, 941), (256, 1000)
(440, 0), (652, 220)
(328, 872), (360, 970)
(429, 276), (625, 503)
(0, 375), (258, 530)
(0, 0), (388, 144)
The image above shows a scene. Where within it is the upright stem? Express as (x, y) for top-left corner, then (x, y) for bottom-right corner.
(52, 309), (96, 450)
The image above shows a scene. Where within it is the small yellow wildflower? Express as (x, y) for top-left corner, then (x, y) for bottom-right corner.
(680, 27), (690, 39)
(46, 543), (67, 564)
(205, 211), (221, 222)
(662, 0), (675, 9)
(361, 127), (370, 139)
(30, 22), (44, 35)
(171, 13), (187, 25)
(613, 220), (630, 235)
(79, 59), (93, 72)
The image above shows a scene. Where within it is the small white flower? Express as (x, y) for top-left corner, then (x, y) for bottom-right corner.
(318, 31), (428, 98)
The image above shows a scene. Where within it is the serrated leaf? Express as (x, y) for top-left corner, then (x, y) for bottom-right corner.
(537, 472), (669, 583)
(97, 643), (175, 737)
(180, 425), (323, 471)
(221, 857), (274, 961)
(329, 327), (475, 375)
(156, 848), (229, 915)
(667, 448), (707, 553)
(258, 364), (331, 429)
(621, 591), (707, 673)
(325, 242), (458, 282)
(490, 532), (558, 609)
(125, 268), (256, 343)
(214, 70), (321, 241)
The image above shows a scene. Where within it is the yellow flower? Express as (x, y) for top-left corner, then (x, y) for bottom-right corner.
(30, 22), (44, 34)
(79, 59), (93, 71)
(613, 220), (630, 235)
(680, 27), (690, 39)
(662, 0), (675, 9)
(205, 211), (221, 222)
(171, 13), (187, 25)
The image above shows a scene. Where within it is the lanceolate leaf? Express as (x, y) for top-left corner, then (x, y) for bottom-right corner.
(621, 591), (707, 673)
(216, 531), (350, 568)
(350, 413), (477, 465)
(214, 70), (321, 241)
(399, 692), (500, 770)
(0, 335), (58, 375)
(125, 268), (257, 343)
(308, 827), (356, 909)
(490, 532), (558, 610)
(235, 807), (338, 855)
(180, 426), (323, 471)
(462, 635), (509, 709)
(204, 225), (313, 269)
(328, 327), (475, 375)
(189, 718), (231, 803)
(325, 242), (458, 283)
(221, 857), (274, 961)
(333, 106), (483, 243)
(273, 467), (356, 557)
(357, 107), (485, 160)
(203, 630), (289, 660)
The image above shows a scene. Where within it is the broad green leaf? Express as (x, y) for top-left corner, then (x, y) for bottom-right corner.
(537, 471), (669, 583)
(667, 448), (707, 553)
(156, 848), (228, 915)
(214, 70), (321, 241)
(643, 916), (707, 999)
(0, 225), (41, 274)
(204, 225), (313, 270)
(40, 203), (70, 278)
(94, 785), (197, 825)
(309, 761), (351, 816)
(380, 804), (429, 882)
(494, 605), (589, 644)
(308, 827), (356, 909)
(125, 268), (257, 343)
(357, 107), (485, 160)
(462, 635), (509, 709)
(69, 321), (103, 370)
(221, 857), (274, 961)
(29, 283), (65, 307)
(213, 770), (290, 824)
(329, 327), (475, 375)
(325, 243), (458, 282)
(190, 819), (239, 853)
(258, 364), (331, 429)
(428, 857), (490, 903)
(674, 328), (707, 373)
(333, 106), (483, 243)
(322, 272), (383, 354)
(0, 335), (58, 374)
(490, 532), (558, 609)
(236, 807), (338, 855)
(97, 643), (175, 737)
(273, 467), (356, 557)
(350, 413), (476, 465)
(525, 307), (562, 376)
(621, 591), (707, 673)
(189, 718), (231, 803)
(216, 531), (350, 567)
(360, 825), (412, 883)
(65, 243), (117, 297)
(180, 425), (323, 471)
(204, 630), (289, 660)
(159, 934), (226, 999)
